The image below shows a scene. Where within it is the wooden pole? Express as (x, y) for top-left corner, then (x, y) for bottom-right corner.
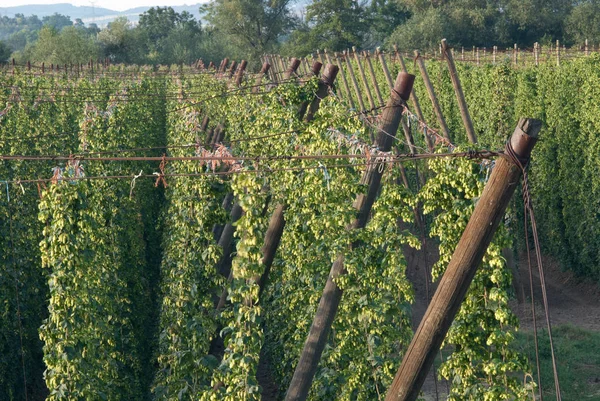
(316, 49), (325, 65)
(441, 39), (477, 143)
(384, 118), (542, 401)
(258, 64), (339, 298)
(352, 46), (377, 110)
(556, 40), (560, 66)
(284, 72), (415, 401)
(252, 62), (270, 93)
(323, 49), (333, 66)
(304, 64), (338, 121)
(476, 47), (480, 65)
(414, 51), (452, 142)
(364, 50), (384, 106)
(344, 50), (367, 113)
(235, 60), (248, 86)
(395, 52), (433, 150)
(284, 58), (302, 80)
(585, 39), (589, 56)
(334, 52), (355, 110)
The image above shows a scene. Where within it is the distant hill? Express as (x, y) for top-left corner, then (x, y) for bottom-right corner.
(0, 3), (206, 26)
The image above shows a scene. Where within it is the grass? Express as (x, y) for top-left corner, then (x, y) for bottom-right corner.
(514, 324), (600, 400)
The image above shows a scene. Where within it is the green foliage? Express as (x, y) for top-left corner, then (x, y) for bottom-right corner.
(15, 25), (100, 65)
(407, 55), (600, 282)
(202, 0), (295, 62)
(0, 40), (11, 62)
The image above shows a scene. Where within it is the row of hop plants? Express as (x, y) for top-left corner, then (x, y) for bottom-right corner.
(0, 60), (539, 400)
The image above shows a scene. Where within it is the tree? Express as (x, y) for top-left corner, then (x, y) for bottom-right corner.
(0, 41), (12, 63)
(281, 0), (368, 56)
(565, 0), (600, 46)
(16, 25), (99, 65)
(98, 17), (146, 64)
(202, 0), (295, 61)
(137, 7), (202, 64)
(42, 13), (73, 31)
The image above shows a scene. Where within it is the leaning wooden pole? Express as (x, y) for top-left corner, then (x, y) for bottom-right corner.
(284, 71), (415, 401)
(252, 62), (271, 93)
(441, 39), (477, 143)
(257, 64), (339, 298)
(414, 50), (452, 143)
(384, 118), (542, 401)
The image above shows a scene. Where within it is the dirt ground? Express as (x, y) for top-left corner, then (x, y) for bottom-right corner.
(257, 238), (600, 400)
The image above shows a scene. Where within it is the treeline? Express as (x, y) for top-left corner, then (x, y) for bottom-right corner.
(1, 0), (600, 67)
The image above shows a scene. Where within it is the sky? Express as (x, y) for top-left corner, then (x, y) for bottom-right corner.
(0, 0), (203, 12)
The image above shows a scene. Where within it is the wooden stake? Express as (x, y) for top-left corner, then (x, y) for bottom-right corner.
(304, 64), (338, 121)
(235, 60), (248, 86)
(513, 43), (518, 67)
(344, 50), (367, 113)
(414, 51), (452, 142)
(284, 58), (301, 80)
(384, 118), (542, 401)
(535, 43), (539, 66)
(395, 52), (433, 150)
(353, 46), (376, 110)
(585, 39), (589, 56)
(285, 72), (415, 401)
(364, 50), (384, 106)
(556, 40), (560, 66)
(493, 45), (497, 64)
(257, 64), (340, 298)
(323, 49), (333, 65)
(334, 52), (355, 110)
(441, 39), (477, 144)
(252, 62), (270, 93)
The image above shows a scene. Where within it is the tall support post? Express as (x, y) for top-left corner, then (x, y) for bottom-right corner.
(556, 40), (560, 66)
(297, 61), (324, 119)
(335, 52), (355, 110)
(534, 43), (539, 66)
(441, 39), (477, 143)
(217, 58), (320, 311)
(257, 64), (339, 299)
(344, 50), (367, 113)
(304, 64), (338, 121)
(585, 39), (589, 56)
(493, 45), (497, 64)
(461, 46), (465, 61)
(364, 50), (384, 106)
(252, 62), (271, 93)
(393, 51), (433, 150)
(323, 49), (333, 66)
(316, 49), (325, 65)
(284, 72), (415, 401)
(384, 118), (542, 401)
(235, 60), (248, 86)
(284, 58), (302, 80)
(414, 51), (452, 143)
(476, 47), (480, 65)
(352, 46), (376, 110)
